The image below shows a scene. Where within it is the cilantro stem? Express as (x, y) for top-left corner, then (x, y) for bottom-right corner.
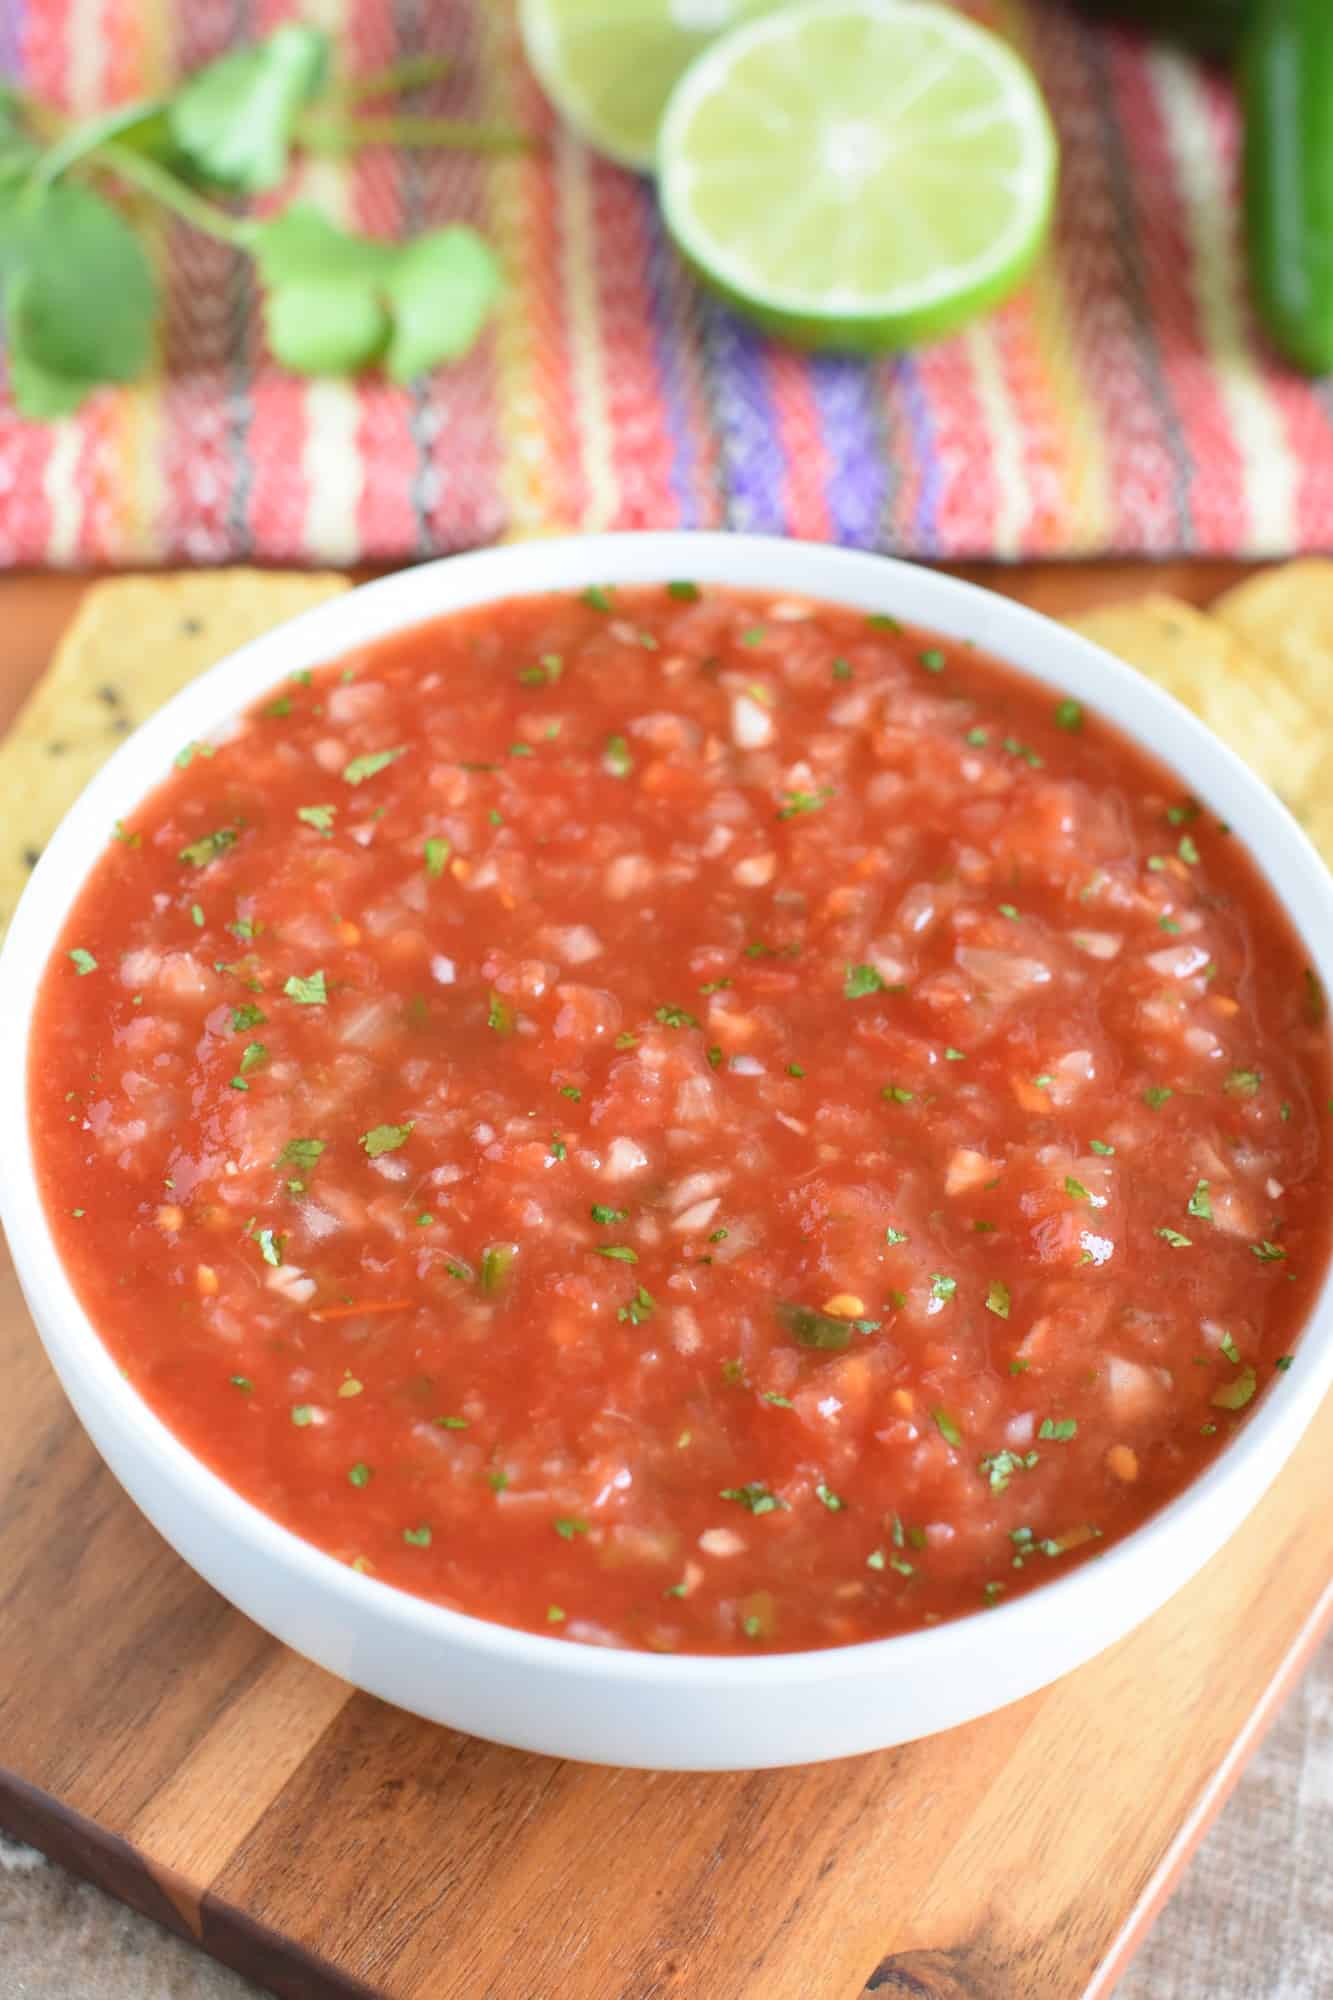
(94, 142), (257, 247)
(296, 113), (533, 155)
(31, 95), (167, 186)
(331, 55), (454, 102)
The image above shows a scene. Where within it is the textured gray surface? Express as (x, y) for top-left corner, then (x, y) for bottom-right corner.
(2, 1635), (1329, 1998)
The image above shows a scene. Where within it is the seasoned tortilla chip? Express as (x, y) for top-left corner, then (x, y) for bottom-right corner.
(1214, 560), (1333, 727)
(0, 568), (348, 937)
(1070, 595), (1322, 810)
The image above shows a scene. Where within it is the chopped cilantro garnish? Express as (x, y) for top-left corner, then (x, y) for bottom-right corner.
(985, 1280), (1011, 1319)
(604, 734), (634, 779)
(778, 786), (833, 821)
(617, 1285), (655, 1325)
(1224, 1069), (1262, 1097)
(1211, 1366), (1257, 1412)
(1088, 1138), (1115, 1156)
(595, 1245), (638, 1263)
(547, 1605), (566, 1623)
(1143, 1086), (1173, 1109)
(68, 948), (97, 975)
(230, 1004), (265, 1033)
(815, 1483), (845, 1512)
(1159, 917), (1181, 934)
(740, 625), (766, 648)
(866, 1549), (887, 1571)
(554, 1516), (589, 1538)
(190, 903), (205, 927)
(1187, 1179), (1213, 1221)
(998, 903), (1020, 921)
(174, 741), (215, 769)
(581, 585), (613, 611)
(1054, 698), (1083, 731)
(481, 1243), (517, 1293)
(1038, 1417), (1077, 1441)
(945, 1047), (966, 1062)
(655, 1004), (698, 1028)
(1156, 1226), (1191, 1248)
(416, 1213), (433, 1228)
(283, 969), (327, 1006)
(487, 991), (514, 1034)
(278, 1138), (324, 1170)
(762, 1392), (793, 1409)
(230, 1376), (253, 1393)
(919, 648), (945, 673)
(549, 1134), (567, 1162)
(257, 1229), (284, 1267)
(667, 580), (700, 601)
(787, 1061), (806, 1078)
(291, 1404), (313, 1426)
(866, 612), (901, 632)
(237, 1040), (267, 1077)
(776, 1301), (854, 1352)
(719, 1483), (785, 1515)
(932, 1408), (962, 1446)
(1219, 1332), (1241, 1365)
(179, 827), (238, 868)
(112, 819), (140, 846)
(435, 1415), (469, 1429)
(509, 741), (535, 759)
(360, 1122), (414, 1158)
(559, 1084), (582, 1101)
(831, 657), (852, 681)
(1276, 1355), (1294, 1371)
(706, 1045), (723, 1069)
(1178, 833), (1200, 865)
(423, 836), (450, 877)
(343, 747), (404, 786)
(965, 727), (989, 747)
(348, 1462), (372, 1488)
(1032, 1074), (1053, 1090)
(844, 963), (885, 999)
(885, 1226), (908, 1245)
(930, 1273), (957, 1302)
(402, 1525), (432, 1547)
(980, 1448), (1039, 1493)
(591, 1204), (628, 1225)
(297, 804), (337, 833)
(1252, 1239), (1287, 1262)
(1064, 1176), (1091, 1203)
(882, 1084), (914, 1104)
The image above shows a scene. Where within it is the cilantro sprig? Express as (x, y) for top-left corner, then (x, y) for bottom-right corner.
(0, 32), (516, 417)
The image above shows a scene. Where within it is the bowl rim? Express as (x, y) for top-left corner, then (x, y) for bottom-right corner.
(3, 529), (1332, 1691)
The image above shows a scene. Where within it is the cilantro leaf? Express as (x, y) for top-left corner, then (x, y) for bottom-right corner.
(359, 1122), (414, 1158)
(380, 226), (501, 382)
(1, 184), (156, 417)
(719, 1482), (785, 1516)
(342, 745), (405, 786)
(985, 1280), (1011, 1319)
(277, 1137), (324, 1170)
(844, 963), (885, 999)
(168, 25), (329, 192)
(283, 969), (327, 1005)
(68, 948), (97, 975)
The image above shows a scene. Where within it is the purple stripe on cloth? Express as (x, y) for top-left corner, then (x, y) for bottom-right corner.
(891, 355), (941, 555)
(807, 355), (893, 551)
(0, 0), (23, 76)
(697, 302), (789, 536)
(638, 180), (706, 531)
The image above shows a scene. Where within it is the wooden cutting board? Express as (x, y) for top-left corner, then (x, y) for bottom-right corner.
(1, 565), (1330, 2000)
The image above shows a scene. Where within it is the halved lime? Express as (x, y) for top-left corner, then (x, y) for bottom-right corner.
(518, 0), (783, 172)
(658, 0), (1058, 349)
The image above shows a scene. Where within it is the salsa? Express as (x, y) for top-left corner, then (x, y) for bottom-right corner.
(29, 583), (1332, 1654)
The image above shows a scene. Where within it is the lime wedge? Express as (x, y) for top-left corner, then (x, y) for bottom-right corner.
(518, 0), (783, 172)
(658, 0), (1058, 349)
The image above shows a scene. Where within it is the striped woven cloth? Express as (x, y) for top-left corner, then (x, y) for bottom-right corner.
(2, 0), (1329, 568)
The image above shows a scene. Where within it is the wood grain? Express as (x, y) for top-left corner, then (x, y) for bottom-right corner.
(0, 562), (1327, 2000)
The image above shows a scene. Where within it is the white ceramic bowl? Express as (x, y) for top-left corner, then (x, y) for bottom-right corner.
(3, 534), (1332, 1771)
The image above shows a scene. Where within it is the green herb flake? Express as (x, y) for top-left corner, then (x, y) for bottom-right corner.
(343, 747), (404, 786)
(546, 1604), (566, 1624)
(1252, 1239), (1287, 1263)
(415, 1213), (433, 1228)
(595, 1245), (638, 1263)
(435, 1415), (469, 1429)
(1211, 1366), (1258, 1412)
(1178, 833), (1200, 865)
(290, 1403), (313, 1426)
(930, 1273), (957, 1303)
(815, 1483), (845, 1512)
(348, 1462), (372, 1488)
(1064, 1176), (1091, 1203)
(297, 803), (337, 834)
(778, 786), (833, 821)
(112, 819), (141, 847)
(919, 648), (946, 673)
(844, 963), (886, 1000)
(655, 1004), (698, 1029)
(965, 727), (989, 747)
(986, 1280), (1011, 1319)
(402, 1525), (432, 1547)
(554, 1516), (589, 1538)
(740, 625), (766, 648)
(179, 827), (238, 867)
(882, 1084), (914, 1105)
(1187, 1179), (1213, 1221)
(1143, 1086), (1173, 1109)
(549, 1133), (567, 1162)
(604, 734), (634, 779)
(1159, 917), (1182, 935)
(480, 1242), (517, 1293)
(1224, 1069), (1262, 1097)
(559, 1084), (582, 1102)
(1054, 698), (1083, 731)
(423, 836), (451, 877)
(283, 969), (327, 1006)
(360, 1121), (413, 1158)
(1038, 1417), (1077, 1441)
(1089, 1138), (1115, 1156)
(278, 1137), (324, 1170)
(230, 1375), (253, 1393)
(719, 1482), (785, 1515)
(787, 1061), (806, 1078)
(68, 948), (98, 975)
(980, 1448), (1039, 1493)
(1276, 1355), (1294, 1371)
(617, 1284), (655, 1326)
(932, 1408), (963, 1446)
(1156, 1227), (1192, 1248)
(945, 1046), (967, 1062)
(866, 1548), (887, 1571)
(1219, 1331), (1241, 1365)
(580, 585), (613, 612)
(257, 1228), (284, 1267)
(590, 1204), (628, 1225)
(667, 580), (700, 602)
(762, 1392), (793, 1409)
(831, 656), (853, 682)
(998, 903), (1020, 921)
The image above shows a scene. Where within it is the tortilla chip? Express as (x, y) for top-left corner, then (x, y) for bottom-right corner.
(1213, 561), (1333, 728)
(0, 568), (348, 937)
(1069, 595), (1323, 810)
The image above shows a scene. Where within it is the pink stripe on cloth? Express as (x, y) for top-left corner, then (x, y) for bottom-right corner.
(9, 0), (1333, 565)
